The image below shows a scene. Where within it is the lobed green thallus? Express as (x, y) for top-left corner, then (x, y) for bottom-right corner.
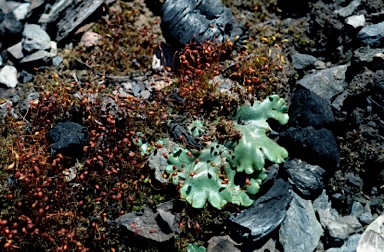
(165, 95), (289, 209)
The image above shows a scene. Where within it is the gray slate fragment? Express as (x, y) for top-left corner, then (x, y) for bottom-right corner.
(297, 65), (348, 100)
(326, 234), (361, 252)
(288, 88), (335, 129)
(313, 190), (339, 218)
(356, 214), (384, 252)
(357, 21), (384, 47)
(207, 235), (241, 252)
(279, 193), (323, 252)
(52, 56), (63, 67)
(283, 159), (325, 197)
(19, 50), (52, 68)
(318, 208), (362, 247)
(22, 24), (51, 52)
(229, 179), (292, 242)
(0, 65), (18, 88)
(115, 207), (174, 242)
(115, 201), (183, 243)
(291, 52), (317, 70)
(7, 41), (24, 60)
(359, 212), (374, 225)
(351, 201), (365, 218)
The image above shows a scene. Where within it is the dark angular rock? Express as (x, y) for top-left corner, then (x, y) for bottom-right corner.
(48, 121), (88, 157)
(279, 126), (340, 168)
(0, 14), (23, 48)
(283, 159), (325, 197)
(288, 88), (335, 129)
(346, 47), (384, 81)
(161, 0), (245, 47)
(228, 179), (292, 243)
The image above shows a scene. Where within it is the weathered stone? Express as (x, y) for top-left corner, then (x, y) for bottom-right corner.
(351, 201), (365, 218)
(279, 193), (323, 252)
(22, 24), (51, 52)
(291, 52), (317, 70)
(346, 47), (384, 80)
(19, 50), (52, 69)
(0, 65), (18, 88)
(7, 41), (24, 60)
(318, 208), (362, 247)
(114, 200), (184, 243)
(296, 65), (348, 100)
(229, 179), (292, 242)
(207, 235), (241, 252)
(283, 159), (325, 197)
(12, 2), (30, 20)
(327, 234), (361, 252)
(80, 31), (101, 47)
(357, 21), (384, 47)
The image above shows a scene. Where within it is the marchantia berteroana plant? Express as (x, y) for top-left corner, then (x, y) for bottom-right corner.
(138, 95), (289, 209)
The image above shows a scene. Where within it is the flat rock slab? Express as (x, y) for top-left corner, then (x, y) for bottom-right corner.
(229, 179), (292, 242)
(279, 193), (323, 252)
(297, 64), (348, 100)
(114, 201), (184, 243)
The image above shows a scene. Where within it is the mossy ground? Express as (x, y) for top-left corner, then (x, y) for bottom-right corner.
(0, 0), (295, 250)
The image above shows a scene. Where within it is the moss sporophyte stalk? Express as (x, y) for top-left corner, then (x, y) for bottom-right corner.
(137, 95), (289, 209)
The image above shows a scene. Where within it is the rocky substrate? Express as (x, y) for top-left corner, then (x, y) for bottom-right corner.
(0, 0), (383, 251)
